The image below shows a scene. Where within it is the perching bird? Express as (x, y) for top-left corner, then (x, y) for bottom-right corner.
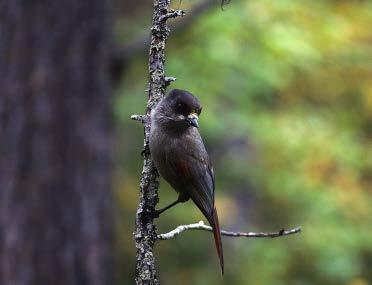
(149, 89), (224, 274)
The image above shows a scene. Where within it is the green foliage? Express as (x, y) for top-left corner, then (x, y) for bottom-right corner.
(115, 0), (372, 284)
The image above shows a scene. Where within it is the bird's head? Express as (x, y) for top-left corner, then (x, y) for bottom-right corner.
(156, 89), (202, 130)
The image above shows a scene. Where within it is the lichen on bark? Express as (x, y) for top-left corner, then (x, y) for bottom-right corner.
(134, 0), (181, 284)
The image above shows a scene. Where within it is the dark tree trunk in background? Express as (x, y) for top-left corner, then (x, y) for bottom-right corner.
(0, 1), (112, 285)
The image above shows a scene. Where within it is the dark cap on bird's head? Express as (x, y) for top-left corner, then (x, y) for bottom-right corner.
(158, 89), (202, 128)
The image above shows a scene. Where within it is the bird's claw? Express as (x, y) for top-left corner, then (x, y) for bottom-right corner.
(141, 144), (151, 157)
(152, 210), (160, 219)
(141, 208), (160, 221)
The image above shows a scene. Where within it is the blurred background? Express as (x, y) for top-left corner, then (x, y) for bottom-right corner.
(114, 0), (372, 284)
(1, 0), (371, 285)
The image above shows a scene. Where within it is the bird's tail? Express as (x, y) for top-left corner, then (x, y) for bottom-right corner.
(207, 206), (224, 275)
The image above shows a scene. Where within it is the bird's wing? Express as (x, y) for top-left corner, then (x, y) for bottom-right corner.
(165, 139), (224, 274)
(166, 144), (215, 217)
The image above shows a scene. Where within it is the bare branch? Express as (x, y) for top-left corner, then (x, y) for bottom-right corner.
(221, 0), (231, 10)
(159, 9), (185, 22)
(110, 0), (216, 80)
(134, 0), (174, 283)
(164, 76), (177, 86)
(131, 114), (146, 124)
(157, 221), (301, 240)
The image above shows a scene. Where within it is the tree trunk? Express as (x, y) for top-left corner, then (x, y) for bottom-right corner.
(133, 1), (184, 284)
(0, 1), (112, 285)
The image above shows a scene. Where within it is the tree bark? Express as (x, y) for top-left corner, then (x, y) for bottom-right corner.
(133, 1), (182, 284)
(0, 1), (112, 285)
(110, 0), (215, 81)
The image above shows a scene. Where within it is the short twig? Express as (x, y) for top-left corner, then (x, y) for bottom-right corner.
(131, 114), (146, 124)
(164, 76), (177, 86)
(157, 221), (301, 240)
(159, 10), (185, 22)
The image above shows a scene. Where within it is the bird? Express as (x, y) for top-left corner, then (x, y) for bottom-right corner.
(149, 88), (224, 274)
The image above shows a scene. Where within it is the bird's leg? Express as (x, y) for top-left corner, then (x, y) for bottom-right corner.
(152, 194), (189, 218)
(152, 199), (181, 218)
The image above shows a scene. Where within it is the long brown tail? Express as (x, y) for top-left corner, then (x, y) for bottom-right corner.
(208, 207), (224, 275)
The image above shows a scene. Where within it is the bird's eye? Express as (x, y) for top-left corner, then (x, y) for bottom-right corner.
(176, 103), (185, 114)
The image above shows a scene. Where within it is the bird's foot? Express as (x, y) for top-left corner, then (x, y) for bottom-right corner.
(151, 209), (161, 219)
(141, 208), (161, 220)
(140, 208), (160, 221)
(141, 143), (151, 157)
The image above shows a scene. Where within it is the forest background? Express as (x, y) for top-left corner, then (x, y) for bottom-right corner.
(114, 0), (372, 284)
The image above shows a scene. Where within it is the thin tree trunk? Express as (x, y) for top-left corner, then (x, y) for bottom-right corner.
(133, 0), (179, 284)
(0, 1), (112, 285)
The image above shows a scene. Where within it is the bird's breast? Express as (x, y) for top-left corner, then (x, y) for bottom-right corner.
(149, 129), (189, 193)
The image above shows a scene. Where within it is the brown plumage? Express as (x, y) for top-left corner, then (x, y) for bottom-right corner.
(149, 89), (224, 274)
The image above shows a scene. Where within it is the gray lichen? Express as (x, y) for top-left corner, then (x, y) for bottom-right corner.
(134, 1), (184, 284)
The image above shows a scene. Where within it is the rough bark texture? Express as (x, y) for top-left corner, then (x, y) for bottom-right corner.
(0, 1), (112, 285)
(134, 1), (176, 284)
(111, 0), (215, 80)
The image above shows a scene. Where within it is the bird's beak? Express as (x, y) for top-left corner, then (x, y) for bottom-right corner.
(186, 113), (199, 128)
